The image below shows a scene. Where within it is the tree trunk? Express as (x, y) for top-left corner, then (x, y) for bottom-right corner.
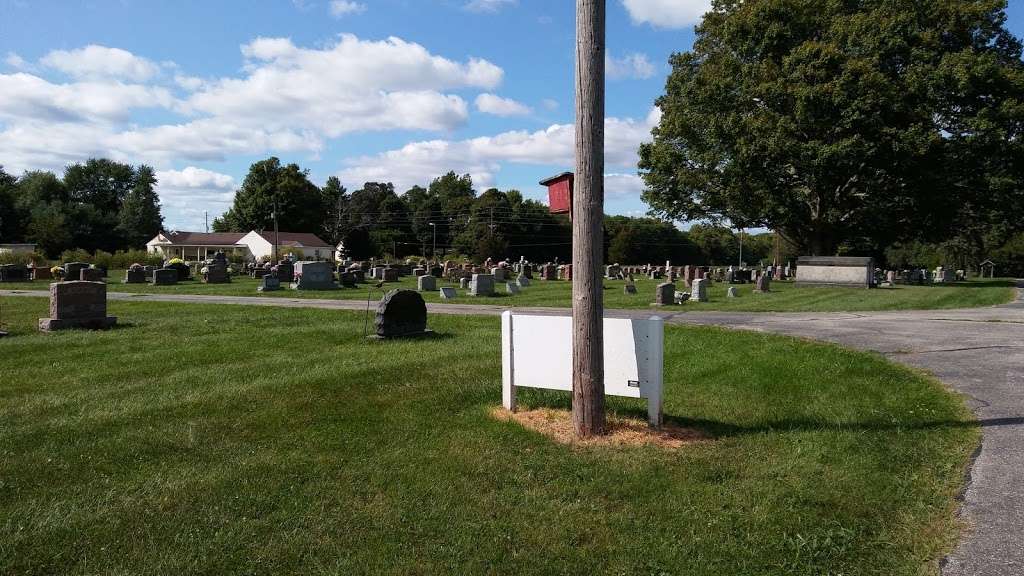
(572, 0), (606, 438)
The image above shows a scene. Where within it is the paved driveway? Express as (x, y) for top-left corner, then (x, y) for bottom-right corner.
(3, 288), (1022, 574)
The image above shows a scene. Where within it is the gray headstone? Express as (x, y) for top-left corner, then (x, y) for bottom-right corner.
(38, 281), (117, 331)
(470, 274), (495, 296)
(691, 278), (708, 302)
(417, 275), (437, 291)
(373, 289), (431, 339)
(460, 277), (470, 289)
(152, 268), (178, 285)
(727, 286), (738, 298)
(440, 287), (457, 299)
(654, 282), (676, 306)
(506, 282), (519, 295)
(292, 261), (336, 290)
(516, 275), (530, 288)
(258, 274), (281, 292)
(754, 273), (771, 293)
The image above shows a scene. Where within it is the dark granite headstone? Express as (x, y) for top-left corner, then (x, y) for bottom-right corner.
(63, 262), (90, 281)
(80, 267), (104, 282)
(0, 264), (30, 282)
(373, 289), (431, 339)
(38, 281), (116, 331)
(152, 268), (178, 285)
(276, 261), (294, 283)
(32, 266), (52, 280)
(417, 275), (437, 291)
(339, 271), (357, 288)
(258, 274), (281, 292)
(654, 282), (676, 306)
(382, 267), (399, 282)
(124, 268), (146, 284)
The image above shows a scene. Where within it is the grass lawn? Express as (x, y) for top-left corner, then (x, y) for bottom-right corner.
(0, 296), (977, 575)
(2, 271), (1016, 312)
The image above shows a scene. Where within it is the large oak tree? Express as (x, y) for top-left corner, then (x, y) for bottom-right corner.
(639, 0), (1024, 255)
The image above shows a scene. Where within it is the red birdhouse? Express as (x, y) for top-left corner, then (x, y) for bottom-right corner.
(539, 172), (573, 216)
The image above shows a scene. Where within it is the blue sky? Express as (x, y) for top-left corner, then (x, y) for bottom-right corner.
(2, 0), (1023, 231)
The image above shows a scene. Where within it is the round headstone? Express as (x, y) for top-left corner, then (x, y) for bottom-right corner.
(374, 289), (429, 338)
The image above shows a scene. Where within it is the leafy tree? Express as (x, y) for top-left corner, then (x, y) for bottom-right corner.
(0, 167), (23, 243)
(117, 165), (164, 248)
(63, 159), (135, 213)
(26, 202), (71, 257)
(319, 176), (348, 246)
(215, 158), (325, 233)
(640, 0), (1024, 255)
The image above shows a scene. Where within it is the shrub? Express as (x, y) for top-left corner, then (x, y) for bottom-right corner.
(0, 251), (47, 266)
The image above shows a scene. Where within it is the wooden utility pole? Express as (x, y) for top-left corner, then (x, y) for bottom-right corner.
(572, 0), (606, 438)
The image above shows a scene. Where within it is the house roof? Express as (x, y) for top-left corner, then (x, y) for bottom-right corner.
(153, 231), (246, 246)
(255, 231), (332, 248)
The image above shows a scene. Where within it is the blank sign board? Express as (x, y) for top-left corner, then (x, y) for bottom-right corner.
(501, 311), (663, 426)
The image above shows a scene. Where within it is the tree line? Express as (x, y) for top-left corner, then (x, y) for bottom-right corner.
(0, 160), (163, 257)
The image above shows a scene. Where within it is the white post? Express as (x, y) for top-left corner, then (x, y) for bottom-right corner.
(501, 310), (516, 411)
(646, 315), (664, 427)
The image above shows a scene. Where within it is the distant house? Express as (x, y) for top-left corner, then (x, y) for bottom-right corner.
(146, 231), (334, 261)
(0, 243), (38, 255)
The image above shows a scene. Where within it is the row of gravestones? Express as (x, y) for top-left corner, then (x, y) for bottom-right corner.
(415, 272), (532, 299)
(651, 274), (772, 306)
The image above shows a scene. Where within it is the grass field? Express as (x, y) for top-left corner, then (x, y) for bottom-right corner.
(0, 296), (978, 575)
(2, 271), (1016, 312)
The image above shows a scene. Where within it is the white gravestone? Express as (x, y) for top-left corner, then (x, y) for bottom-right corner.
(501, 312), (664, 426)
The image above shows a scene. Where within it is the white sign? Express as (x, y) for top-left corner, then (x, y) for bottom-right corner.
(501, 311), (664, 426)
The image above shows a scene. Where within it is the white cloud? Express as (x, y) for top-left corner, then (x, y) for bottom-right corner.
(338, 108), (660, 191)
(541, 98), (559, 111)
(606, 52), (656, 80)
(0, 72), (175, 123)
(464, 0), (517, 13)
(40, 44), (160, 81)
(604, 173), (645, 198)
(5, 52), (28, 70)
(155, 167), (238, 230)
(329, 0), (366, 17)
(475, 93), (531, 116)
(620, 0), (712, 29)
(0, 35), (505, 178)
(183, 35), (501, 136)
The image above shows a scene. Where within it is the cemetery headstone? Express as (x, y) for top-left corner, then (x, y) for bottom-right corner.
(0, 264), (30, 282)
(727, 286), (738, 298)
(674, 291), (690, 305)
(80, 267), (104, 282)
(373, 289), (432, 339)
(291, 261), (336, 290)
(516, 275), (530, 288)
(754, 273), (771, 293)
(492, 267), (507, 282)
(506, 282), (519, 295)
(32, 266), (52, 281)
(38, 281), (117, 331)
(382, 267), (399, 282)
(654, 282), (676, 306)
(202, 252), (231, 284)
(470, 274), (495, 296)
(417, 275), (437, 292)
(276, 261), (295, 283)
(124, 267), (147, 284)
(339, 271), (358, 288)
(460, 277), (470, 289)
(258, 274), (282, 292)
(440, 287), (457, 299)
(152, 268), (178, 285)
(63, 262), (90, 281)
(691, 278), (709, 302)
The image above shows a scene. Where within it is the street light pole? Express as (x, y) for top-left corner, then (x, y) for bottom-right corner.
(429, 222), (436, 261)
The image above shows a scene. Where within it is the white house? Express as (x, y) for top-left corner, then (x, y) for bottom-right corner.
(147, 230), (334, 261)
(237, 231), (334, 261)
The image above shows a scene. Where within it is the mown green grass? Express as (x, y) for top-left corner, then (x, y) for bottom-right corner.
(0, 297), (977, 575)
(2, 271), (1015, 312)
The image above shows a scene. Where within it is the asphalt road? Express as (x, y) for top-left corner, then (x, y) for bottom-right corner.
(3, 287), (1021, 575)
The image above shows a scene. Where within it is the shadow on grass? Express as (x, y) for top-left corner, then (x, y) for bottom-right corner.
(656, 413), (1008, 439)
